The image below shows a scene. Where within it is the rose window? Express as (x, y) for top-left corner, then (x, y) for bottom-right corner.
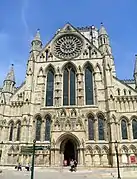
(53, 34), (83, 59)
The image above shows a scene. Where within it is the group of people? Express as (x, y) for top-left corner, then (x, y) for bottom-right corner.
(15, 163), (30, 171)
(70, 159), (77, 172)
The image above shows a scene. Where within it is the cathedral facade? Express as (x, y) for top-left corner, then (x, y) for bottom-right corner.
(0, 23), (137, 167)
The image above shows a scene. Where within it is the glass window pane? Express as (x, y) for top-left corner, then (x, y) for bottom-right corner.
(88, 117), (94, 140)
(121, 120), (128, 139)
(98, 118), (104, 140)
(16, 121), (21, 141)
(9, 122), (14, 141)
(46, 70), (54, 106)
(85, 67), (93, 105)
(36, 118), (42, 141)
(45, 117), (51, 141)
(63, 69), (69, 105)
(132, 119), (137, 139)
(70, 69), (75, 105)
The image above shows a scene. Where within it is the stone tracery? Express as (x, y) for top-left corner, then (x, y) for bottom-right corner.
(53, 34), (83, 59)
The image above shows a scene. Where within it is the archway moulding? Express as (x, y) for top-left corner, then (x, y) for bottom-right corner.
(55, 132), (81, 148)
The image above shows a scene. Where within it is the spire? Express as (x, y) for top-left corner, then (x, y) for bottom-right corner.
(31, 29), (42, 52)
(134, 54), (137, 74)
(5, 64), (15, 82)
(33, 28), (41, 41)
(99, 22), (108, 36)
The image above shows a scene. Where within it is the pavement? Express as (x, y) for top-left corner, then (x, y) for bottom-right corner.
(0, 167), (137, 179)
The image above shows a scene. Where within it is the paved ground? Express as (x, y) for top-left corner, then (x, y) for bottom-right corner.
(0, 167), (137, 179)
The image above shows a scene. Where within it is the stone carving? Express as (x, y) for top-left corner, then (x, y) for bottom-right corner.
(60, 108), (66, 117)
(75, 117), (83, 130)
(71, 109), (77, 117)
(53, 34), (83, 59)
(65, 119), (71, 131)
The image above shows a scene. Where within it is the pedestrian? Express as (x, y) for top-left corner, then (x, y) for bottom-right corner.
(74, 160), (77, 171)
(17, 163), (22, 171)
(70, 159), (75, 172)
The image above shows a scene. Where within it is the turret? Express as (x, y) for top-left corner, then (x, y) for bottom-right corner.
(24, 30), (42, 102)
(2, 64), (15, 94)
(134, 54), (137, 89)
(98, 23), (112, 56)
(30, 29), (42, 54)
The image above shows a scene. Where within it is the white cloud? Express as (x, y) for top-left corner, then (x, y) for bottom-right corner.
(21, 0), (33, 42)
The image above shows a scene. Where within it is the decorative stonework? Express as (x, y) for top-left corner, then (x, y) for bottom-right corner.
(53, 34), (83, 59)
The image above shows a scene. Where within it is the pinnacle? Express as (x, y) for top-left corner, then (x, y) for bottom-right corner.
(5, 64), (15, 82)
(99, 22), (108, 36)
(33, 28), (41, 41)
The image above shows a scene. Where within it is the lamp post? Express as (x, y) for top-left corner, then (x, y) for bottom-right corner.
(115, 140), (121, 179)
(31, 139), (36, 179)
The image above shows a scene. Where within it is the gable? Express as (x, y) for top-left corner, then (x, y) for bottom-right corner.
(38, 23), (102, 62)
(10, 82), (25, 102)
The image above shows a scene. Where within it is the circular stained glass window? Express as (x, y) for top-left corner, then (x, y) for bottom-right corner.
(53, 34), (83, 59)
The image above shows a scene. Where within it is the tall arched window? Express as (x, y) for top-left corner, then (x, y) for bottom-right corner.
(98, 116), (105, 140)
(132, 119), (137, 139)
(88, 115), (94, 140)
(16, 121), (21, 141)
(121, 119), (128, 139)
(35, 117), (42, 141)
(9, 121), (14, 141)
(45, 116), (51, 141)
(63, 64), (76, 105)
(46, 69), (54, 106)
(85, 66), (93, 105)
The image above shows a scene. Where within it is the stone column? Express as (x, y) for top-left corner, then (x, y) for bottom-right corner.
(128, 123), (133, 141)
(55, 149), (59, 166)
(28, 125), (32, 142)
(76, 71), (84, 106)
(1, 127), (5, 142)
(51, 150), (55, 165)
(79, 149), (84, 165)
(5, 126), (9, 142)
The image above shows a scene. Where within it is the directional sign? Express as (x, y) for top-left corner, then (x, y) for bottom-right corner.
(35, 146), (44, 150)
(21, 145), (50, 153)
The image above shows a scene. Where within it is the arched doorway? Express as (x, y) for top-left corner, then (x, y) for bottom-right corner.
(60, 139), (78, 166)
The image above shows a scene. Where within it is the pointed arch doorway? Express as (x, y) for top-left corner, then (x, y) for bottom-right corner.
(60, 139), (78, 166)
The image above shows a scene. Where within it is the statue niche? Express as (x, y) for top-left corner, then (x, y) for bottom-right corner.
(54, 119), (60, 131)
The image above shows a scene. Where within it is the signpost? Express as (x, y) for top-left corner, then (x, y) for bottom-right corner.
(31, 139), (36, 179)
(21, 141), (50, 179)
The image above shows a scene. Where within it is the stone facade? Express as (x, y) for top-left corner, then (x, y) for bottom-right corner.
(0, 23), (137, 167)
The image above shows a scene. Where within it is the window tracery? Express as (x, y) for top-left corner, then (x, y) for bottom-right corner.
(121, 119), (128, 139)
(46, 69), (54, 106)
(45, 116), (51, 141)
(53, 34), (83, 59)
(9, 121), (14, 141)
(88, 115), (94, 140)
(35, 117), (42, 141)
(63, 64), (76, 105)
(16, 121), (21, 141)
(98, 116), (105, 140)
(132, 119), (137, 139)
(85, 66), (93, 105)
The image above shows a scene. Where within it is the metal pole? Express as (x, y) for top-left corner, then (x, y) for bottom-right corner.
(31, 139), (36, 179)
(115, 145), (121, 179)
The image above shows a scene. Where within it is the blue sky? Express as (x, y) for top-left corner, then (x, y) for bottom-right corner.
(0, 0), (137, 86)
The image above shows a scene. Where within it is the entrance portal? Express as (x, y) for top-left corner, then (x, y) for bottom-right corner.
(64, 140), (75, 165)
(60, 139), (78, 166)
